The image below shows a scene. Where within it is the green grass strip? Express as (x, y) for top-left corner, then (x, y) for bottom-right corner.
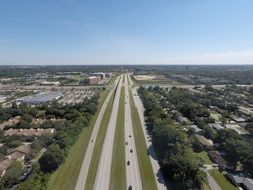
(129, 89), (158, 190)
(84, 89), (115, 190)
(209, 170), (238, 190)
(110, 87), (126, 190)
(47, 89), (110, 190)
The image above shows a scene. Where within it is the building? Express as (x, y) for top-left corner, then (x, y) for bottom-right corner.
(195, 134), (213, 147)
(227, 173), (253, 190)
(209, 123), (224, 131)
(0, 159), (12, 177)
(40, 81), (60, 86)
(0, 144), (31, 177)
(225, 124), (249, 135)
(4, 128), (55, 137)
(231, 115), (246, 123)
(187, 125), (202, 133)
(88, 76), (100, 84)
(0, 116), (20, 130)
(177, 115), (191, 125)
(23, 91), (63, 105)
(208, 151), (230, 170)
(93, 72), (105, 80)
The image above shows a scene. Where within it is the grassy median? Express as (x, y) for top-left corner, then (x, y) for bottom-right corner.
(110, 87), (126, 190)
(84, 89), (115, 190)
(129, 90), (158, 190)
(47, 89), (110, 190)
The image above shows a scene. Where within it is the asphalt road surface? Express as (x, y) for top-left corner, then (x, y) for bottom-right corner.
(93, 76), (123, 190)
(74, 77), (119, 190)
(130, 75), (167, 190)
(124, 75), (143, 190)
(201, 168), (221, 190)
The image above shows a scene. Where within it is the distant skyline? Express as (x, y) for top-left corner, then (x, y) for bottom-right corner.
(1, 0), (253, 65)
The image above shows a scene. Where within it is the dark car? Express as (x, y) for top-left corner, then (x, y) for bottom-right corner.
(130, 149), (133, 153)
(127, 161), (130, 165)
(125, 142), (128, 145)
(128, 185), (132, 190)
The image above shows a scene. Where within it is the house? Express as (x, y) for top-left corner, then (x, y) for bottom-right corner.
(177, 115), (191, 125)
(187, 125), (202, 133)
(208, 151), (229, 170)
(225, 124), (249, 135)
(0, 116), (20, 130)
(231, 115), (246, 123)
(4, 128), (55, 137)
(195, 134), (213, 147)
(0, 159), (12, 177)
(209, 123), (224, 131)
(6, 144), (31, 163)
(227, 173), (253, 190)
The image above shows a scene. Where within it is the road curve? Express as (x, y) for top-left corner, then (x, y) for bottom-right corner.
(93, 76), (123, 190)
(124, 75), (143, 190)
(74, 77), (119, 190)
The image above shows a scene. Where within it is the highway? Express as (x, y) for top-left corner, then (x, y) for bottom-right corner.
(93, 76), (123, 190)
(74, 77), (118, 190)
(124, 75), (143, 190)
(129, 74), (167, 190)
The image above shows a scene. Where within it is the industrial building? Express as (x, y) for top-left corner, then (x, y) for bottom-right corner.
(23, 91), (63, 105)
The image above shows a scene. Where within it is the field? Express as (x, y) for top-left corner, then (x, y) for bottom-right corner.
(47, 89), (110, 190)
(109, 87), (126, 190)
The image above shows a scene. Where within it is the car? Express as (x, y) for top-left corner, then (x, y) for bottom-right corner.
(130, 149), (133, 153)
(128, 185), (132, 190)
(129, 135), (131, 138)
(127, 161), (130, 165)
(125, 142), (128, 145)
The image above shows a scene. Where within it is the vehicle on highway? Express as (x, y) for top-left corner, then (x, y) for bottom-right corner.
(129, 134), (132, 138)
(127, 161), (130, 165)
(125, 141), (128, 145)
(130, 148), (133, 153)
(128, 185), (132, 190)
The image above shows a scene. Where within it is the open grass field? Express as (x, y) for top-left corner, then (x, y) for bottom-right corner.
(47, 89), (110, 190)
(209, 170), (238, 190)
(129, 90), (157, 190)
(84, 89), (115, 190)
(109, 87), (126, 190)
(194, 151), (213, 165)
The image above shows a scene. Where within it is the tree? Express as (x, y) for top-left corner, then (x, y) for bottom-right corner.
(3, 161), (23, 186)
(39, 144), (65, 173)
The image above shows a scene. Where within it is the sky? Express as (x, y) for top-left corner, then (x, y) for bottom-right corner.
(0, 0), (253, 65)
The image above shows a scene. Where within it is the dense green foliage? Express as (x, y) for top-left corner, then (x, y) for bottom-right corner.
(138, 86), (206, 189)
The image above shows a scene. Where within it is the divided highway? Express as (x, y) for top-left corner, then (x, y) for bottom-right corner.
(124, 75), (143, 190)
(75, 74), (166, 190)
(75, 77), (119, 190)
(93, 76), (123, 190)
